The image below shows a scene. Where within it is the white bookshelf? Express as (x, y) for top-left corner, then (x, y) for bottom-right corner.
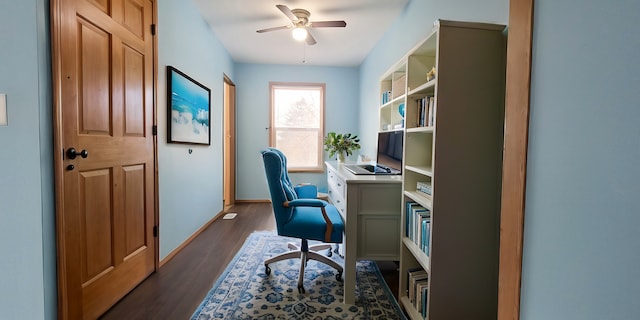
(386, 20), (507, 319)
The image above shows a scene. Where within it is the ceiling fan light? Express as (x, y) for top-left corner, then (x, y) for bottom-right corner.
(292, 27), (308, 41)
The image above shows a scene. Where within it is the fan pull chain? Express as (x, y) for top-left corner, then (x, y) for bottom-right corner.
(302, 43), (307, 64)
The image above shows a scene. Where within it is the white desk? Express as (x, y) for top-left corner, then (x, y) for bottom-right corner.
(325, 161), (402, 305)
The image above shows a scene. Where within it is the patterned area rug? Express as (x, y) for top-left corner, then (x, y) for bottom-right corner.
(191, 231), (406, 319)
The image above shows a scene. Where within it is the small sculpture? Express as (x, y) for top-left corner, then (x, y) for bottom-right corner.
(426, 67), (436, 81)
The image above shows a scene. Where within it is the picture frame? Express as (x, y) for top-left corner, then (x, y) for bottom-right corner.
(166, 66), (211, 145)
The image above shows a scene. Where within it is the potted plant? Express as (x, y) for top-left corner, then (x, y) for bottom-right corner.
(324, 132), (361, 162)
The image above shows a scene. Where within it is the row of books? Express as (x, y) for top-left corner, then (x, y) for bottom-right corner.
(407, 267), (429, 319)
(416, 181), (432, 196)
(416, 96), (436, 127)
(405, 201), (431, 256)
(381, 90), (393, 104)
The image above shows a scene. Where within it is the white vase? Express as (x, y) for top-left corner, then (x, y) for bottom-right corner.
(337, 153), (345, 162)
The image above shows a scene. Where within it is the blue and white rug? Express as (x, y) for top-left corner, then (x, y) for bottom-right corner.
(191, 231), (406, 319)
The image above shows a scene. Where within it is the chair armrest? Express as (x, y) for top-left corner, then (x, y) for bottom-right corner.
(287, 198), (327, 208)
(284, 198), (334, 243)
(294, 184), (318, 199)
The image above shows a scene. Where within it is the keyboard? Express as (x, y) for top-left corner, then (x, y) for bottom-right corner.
(362, 164), (391, 173)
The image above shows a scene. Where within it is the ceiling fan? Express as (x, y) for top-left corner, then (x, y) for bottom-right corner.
(256, 4), (347, 45)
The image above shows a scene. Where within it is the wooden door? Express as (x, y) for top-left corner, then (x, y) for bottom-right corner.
(51, 0), (157, 319)
(223, 75), (236, 210)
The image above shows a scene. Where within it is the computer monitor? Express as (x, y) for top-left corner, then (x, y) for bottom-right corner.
(376, 131), (403, 173)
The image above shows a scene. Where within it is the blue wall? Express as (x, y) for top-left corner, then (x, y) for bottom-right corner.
(520, 0), (640, 319)
(157, 0), (234, 260)
(0, 0), (53, 318)
(234, 63), (359, 200)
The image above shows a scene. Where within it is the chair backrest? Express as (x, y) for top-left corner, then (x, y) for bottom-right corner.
(265, 147), (295, 188)
(260, 148), (298, 229)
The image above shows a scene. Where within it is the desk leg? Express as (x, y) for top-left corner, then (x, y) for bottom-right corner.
(343, 255), (356, 304)
(343, 220), (357, 305)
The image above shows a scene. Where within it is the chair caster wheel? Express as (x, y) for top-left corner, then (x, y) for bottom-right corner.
(298, 286), (305, 294)
(336, 272), (343, 282)
(265, 265), (271, 275)
(327, 249), (333, 257)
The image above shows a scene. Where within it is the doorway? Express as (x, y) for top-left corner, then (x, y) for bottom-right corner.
(223, 74), (236, 211)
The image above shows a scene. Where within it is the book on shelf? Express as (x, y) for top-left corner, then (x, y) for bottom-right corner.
(406, 201), (431, 250)
(406, 202), (428, 241)
(381, 90), (392, 104)
(416, 96), (436, 127)
(415, 279), (429, 315)
(420, 284), (429, 318)
(417, 98), (426, 127)
(414, 210), (430, 250)
(428, 97), (435, 126)
(421, 219), (430, 256)
(416, 181), (432, 195)
(405, 201), (419, 238)
(407, 268), (428, 304)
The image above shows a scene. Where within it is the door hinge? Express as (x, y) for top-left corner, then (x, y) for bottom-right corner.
(153, 225), (158, 237)
(152, 125), (157, 136)
(151, 24), (156, 36)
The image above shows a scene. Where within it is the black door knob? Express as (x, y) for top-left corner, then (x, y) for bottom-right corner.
(67, 148), (89, 159)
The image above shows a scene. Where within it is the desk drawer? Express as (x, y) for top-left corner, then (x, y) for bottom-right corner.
(327, 168), (345, 198)
(326, 167), (346, 218)
(329, 192), (346, 217)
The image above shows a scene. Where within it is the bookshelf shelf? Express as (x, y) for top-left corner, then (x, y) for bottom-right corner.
(406, 127), (434, 134)
(404, 191), (432, 208)
(404, 165), (433, 177)
(407, 79), (436, 98)
(400, 296), (423, 320)
(402, 237), (430, 270)
(380, 94), (406, 110)
(390, 20), (507, 319)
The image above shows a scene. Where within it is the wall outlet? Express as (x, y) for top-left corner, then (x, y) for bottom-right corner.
(0, 94), (7, 126)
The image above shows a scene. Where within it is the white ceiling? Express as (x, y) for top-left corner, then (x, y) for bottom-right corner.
(192, 0), (409, 67)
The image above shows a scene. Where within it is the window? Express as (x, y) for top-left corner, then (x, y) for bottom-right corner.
(270, 82), (325, 172)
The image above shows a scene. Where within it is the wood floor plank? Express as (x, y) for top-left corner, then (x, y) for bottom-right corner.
(100, 202), (399, 319)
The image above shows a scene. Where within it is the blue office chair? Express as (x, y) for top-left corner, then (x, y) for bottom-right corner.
(260, 148), (344, 293)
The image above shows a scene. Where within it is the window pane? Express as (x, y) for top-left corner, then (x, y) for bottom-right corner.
(270, 83), (324, 171)
(275, 129), (319, 169)
(273, 89), (320, 128)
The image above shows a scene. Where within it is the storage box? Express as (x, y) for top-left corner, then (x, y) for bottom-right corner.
(391, 74), (406, 99)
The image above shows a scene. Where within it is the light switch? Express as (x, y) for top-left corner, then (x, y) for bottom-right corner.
(0, 94), (7, 126)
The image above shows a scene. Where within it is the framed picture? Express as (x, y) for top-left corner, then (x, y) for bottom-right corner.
(167, 66), (211, 145)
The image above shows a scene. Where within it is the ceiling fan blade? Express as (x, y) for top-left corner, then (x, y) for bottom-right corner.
(310, 21), (347, 28)
(256, 25), (291, 33)
(306, 30), (317, 45)
(276, 4), (297, 21)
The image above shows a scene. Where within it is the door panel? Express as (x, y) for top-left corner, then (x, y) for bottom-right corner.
(52, 0), (156, 318)
(123, 164), (146, 256)
(79, 19), (112, 134)
(80, 168), (114, 282)
(123, 47), (145, 136)
(123, 0), (145, 37)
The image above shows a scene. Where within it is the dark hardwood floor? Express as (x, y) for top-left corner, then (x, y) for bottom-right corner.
(100, 202), (400, 319)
